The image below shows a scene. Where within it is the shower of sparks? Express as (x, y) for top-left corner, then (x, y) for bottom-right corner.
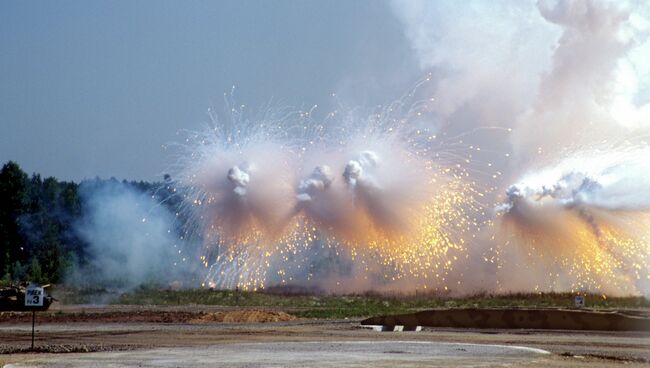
(494, 144), (650, 296)
(496, 212), (650, 295)
(169, 83), (648, 296)
(173, 83), (499, 292)
(198, 167), (486, 292)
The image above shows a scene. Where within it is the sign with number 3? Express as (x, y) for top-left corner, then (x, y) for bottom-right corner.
(25, 285), (44, 307)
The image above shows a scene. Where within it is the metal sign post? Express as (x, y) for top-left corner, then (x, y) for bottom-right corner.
(31, 310), (35, 350)
(25, 284), (44, 351)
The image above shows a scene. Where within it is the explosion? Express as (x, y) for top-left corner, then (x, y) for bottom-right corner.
(495, 145), (650, 295)
(176, 91), (490, 292)
(168, 0), (650, 296)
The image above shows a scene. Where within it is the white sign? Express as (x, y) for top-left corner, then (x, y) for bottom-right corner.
(574, 295), (585, 308)
(25, 286), (44, 307)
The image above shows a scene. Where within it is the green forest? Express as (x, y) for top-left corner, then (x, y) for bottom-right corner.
(0, 161), (180, 284)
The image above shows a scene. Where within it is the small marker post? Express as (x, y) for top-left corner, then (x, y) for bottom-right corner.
(25, 283), (44, 351)
(574, 295), (585, 308)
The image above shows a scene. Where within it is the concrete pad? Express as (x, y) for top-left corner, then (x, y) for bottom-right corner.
(5, 341), (550, 368)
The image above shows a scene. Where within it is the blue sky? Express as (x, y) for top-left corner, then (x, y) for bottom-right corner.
(0, 0), (418, 181)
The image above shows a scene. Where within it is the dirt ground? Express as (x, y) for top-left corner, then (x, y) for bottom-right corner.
(1, 305), (649, 367)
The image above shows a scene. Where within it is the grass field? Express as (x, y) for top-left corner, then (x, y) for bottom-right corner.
(53, 286), (650, 319)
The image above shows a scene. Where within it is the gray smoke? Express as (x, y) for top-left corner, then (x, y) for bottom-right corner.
(68, 181), (190, 290)
(343, 151), (380, 188)
(296, 165), (334, 202)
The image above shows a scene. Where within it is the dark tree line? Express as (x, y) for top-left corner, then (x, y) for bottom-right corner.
(0, 161), (181, 284)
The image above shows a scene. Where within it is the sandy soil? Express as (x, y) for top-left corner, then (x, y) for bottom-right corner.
(1, 305), (649, 367)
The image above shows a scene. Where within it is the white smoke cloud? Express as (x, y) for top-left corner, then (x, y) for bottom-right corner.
(390, 0), (558, 126)
(227, 164), (251, 196)
(391, 0), (650, 296)
(296, 165), (334, 202)
(390, 0), (650, 164)
(70, 181), (190, 290)
(168, 0), (650, 295)
(500, 147), (650, 212)
(391, 0), (650, 213)
(510, 0), (650, 165)
(343, 150), (380, 188)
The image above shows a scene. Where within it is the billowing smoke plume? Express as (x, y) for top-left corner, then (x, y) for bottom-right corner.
(391, 0), (650, 157)
(501, 147), (650, 213)
(390, 0), (650, 296)
(68, 180), (194, 290)
(494, 147), (650, 295)
(167, 0), (650, 295)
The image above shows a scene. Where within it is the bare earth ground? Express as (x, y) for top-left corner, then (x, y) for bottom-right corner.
(1, 305), (649, 367)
